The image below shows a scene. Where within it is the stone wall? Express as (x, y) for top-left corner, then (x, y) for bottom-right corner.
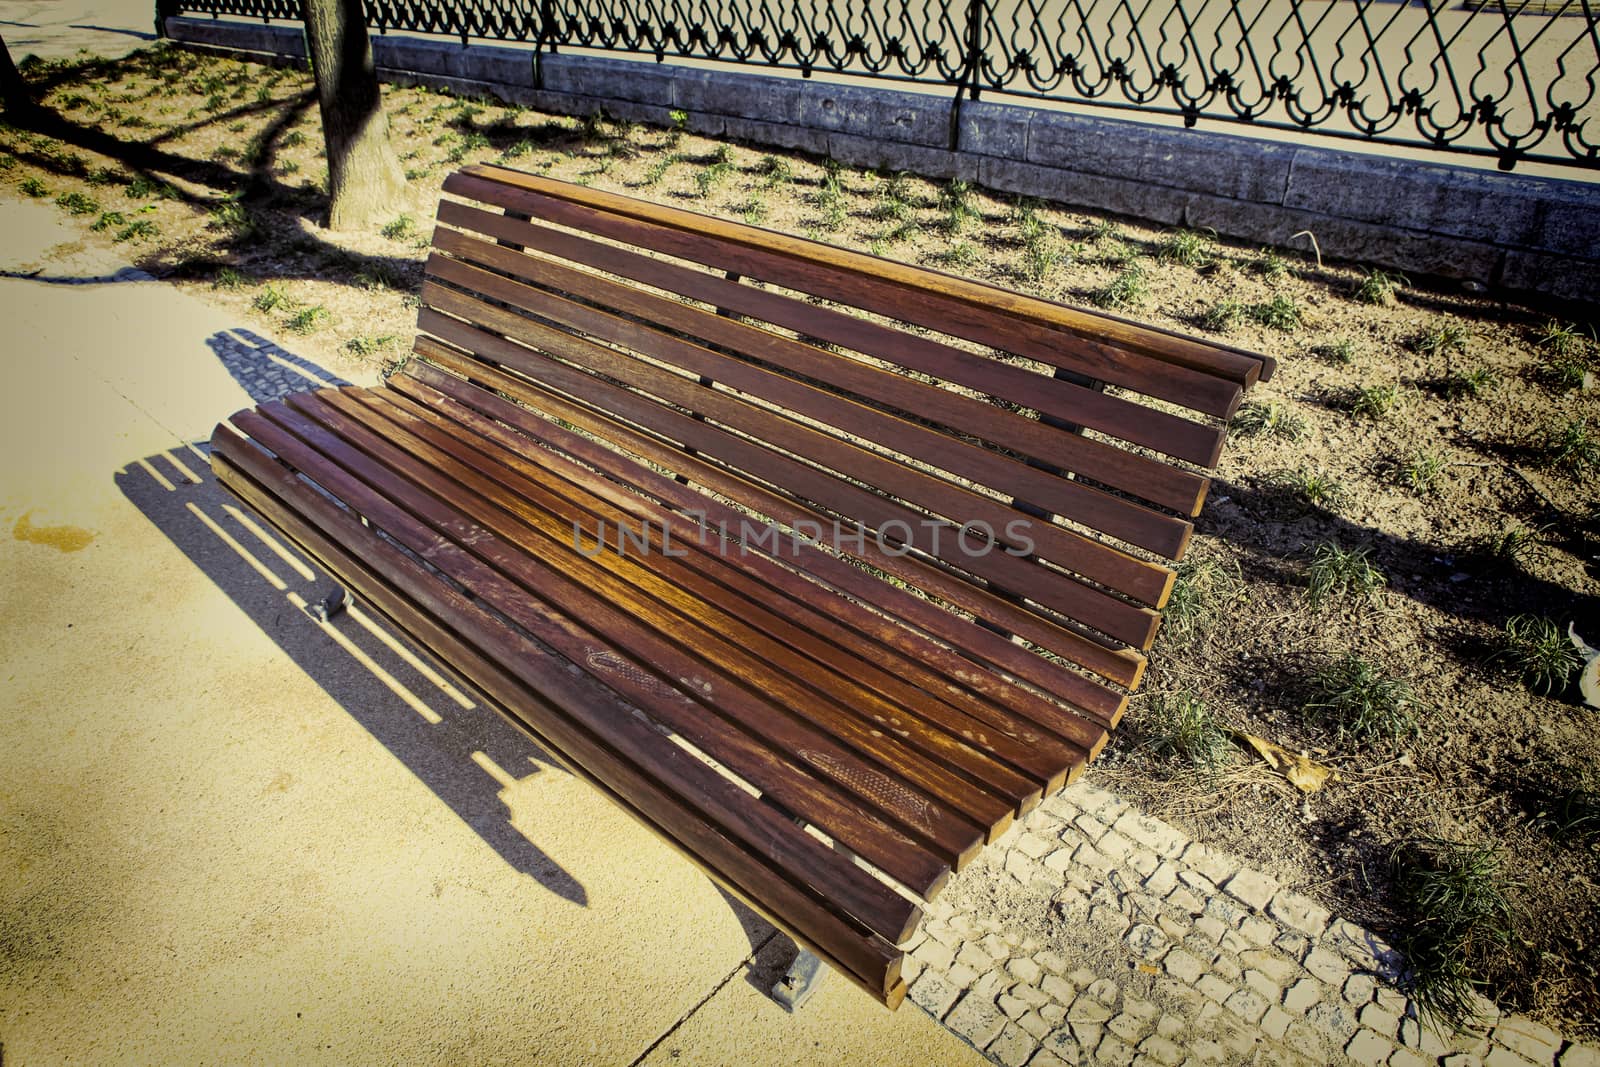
(165, 17), (1600, 308)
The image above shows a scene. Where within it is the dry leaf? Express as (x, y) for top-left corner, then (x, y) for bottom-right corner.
(1235, 731), (1335, 793)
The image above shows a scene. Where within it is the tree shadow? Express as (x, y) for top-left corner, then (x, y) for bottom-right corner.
(115, 327), (589, 907)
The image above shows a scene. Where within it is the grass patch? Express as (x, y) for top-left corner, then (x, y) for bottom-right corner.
(1231, 401), (1306, 442)
(114, 219), (158, 243)
(211, 266), (247, 290)
(1495, 615), (1582, 695)
(1306, 541), (1384, 607)
(1280, 469), (1345, 513)
(285, 305), (329, 334)
(1313, 337), (1358, 364)
(1156, 227), (1215, 268)
(1446, 366), (1499, 398)
(381, 213), (415, 240)
(1161, 555), (1241, 643)
(1538, 417), (1600, 473)
(1351, 383), (1400, 420)
(1091, 265), (1148, 310)
(1389, 839), (1518, 1030)
(345, 334), (398, 357)
(1247, 295), (1301, 332)
(54, 191), (100, 215)
(1396, 449), (1445, 495)
(1353, 268), (1406, 306)
(1412, 322), (1471, 359)
(19, 176), (48, 197)
(1470, 524), (1542, 569)
(1141, 692), (1232, 770)
(253, 284), (293, 313)
(1304, 653), (1418, 740)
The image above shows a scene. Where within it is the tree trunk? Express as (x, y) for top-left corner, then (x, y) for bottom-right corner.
(301, 0), (405, 231)
(1, 34), (40, 120)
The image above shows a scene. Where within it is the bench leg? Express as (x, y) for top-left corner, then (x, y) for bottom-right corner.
(771, 942), (827, 1011)
(303, 585), (350, 623)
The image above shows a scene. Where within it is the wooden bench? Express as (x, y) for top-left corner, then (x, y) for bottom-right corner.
(210, 166), (1273, 1008)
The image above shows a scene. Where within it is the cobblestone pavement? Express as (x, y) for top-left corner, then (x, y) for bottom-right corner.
(909, 783), (1599, 1067)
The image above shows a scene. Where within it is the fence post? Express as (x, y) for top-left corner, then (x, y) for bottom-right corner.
(154, 0), (180, 38)
(947, 0), (983, 151)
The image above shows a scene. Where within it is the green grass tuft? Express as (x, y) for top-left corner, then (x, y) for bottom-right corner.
(1304, 653), (1418, 740)
(1091, 265), (1148, 310)
(1156, 227), (1215, 268)
(1353, 268), (1407, 306)
(1538, 417), (1600, 473)
(1141, 692), (1232, 769)
(1496, 615), (1582, 695)
(1161, 555), (1241, 643)
(1306, 541), (1384, 607)
(1232, 401), (1306, 442)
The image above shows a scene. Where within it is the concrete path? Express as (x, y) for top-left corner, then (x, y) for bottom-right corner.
(0, 197), (986, 1065)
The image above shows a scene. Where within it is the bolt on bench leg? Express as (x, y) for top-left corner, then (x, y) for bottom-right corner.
(771, 940), (827, 1011)
(303, 585), (349, 623)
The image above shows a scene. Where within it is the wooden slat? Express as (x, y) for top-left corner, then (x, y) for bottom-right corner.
(210, 424), (910, 1001)
(370, 382), (1103, 779)
(439, 173), (1233, 467)
(450, 167), (1275, 394)
(334, 386), (1052, 819)
(434, 200), (1214, 518)
(388, 369), (1112, 758)
(407, 345), (1148, 692)
(416, 299), (1166, 648)
(429, 230), (1196, 559)
(272, 389), (1025, 841)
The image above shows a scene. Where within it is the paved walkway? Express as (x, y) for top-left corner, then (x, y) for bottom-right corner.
(910, 786), (1600, 1067)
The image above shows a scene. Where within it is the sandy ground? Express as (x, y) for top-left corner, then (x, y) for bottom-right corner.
(0, 197), (986, 1064)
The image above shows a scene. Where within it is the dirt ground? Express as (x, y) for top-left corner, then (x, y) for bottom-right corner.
(3, 43), (1597, 1033)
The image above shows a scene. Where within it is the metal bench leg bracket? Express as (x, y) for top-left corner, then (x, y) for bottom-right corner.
(772, 945), (827, 1011)
(304, 586), (349, 623)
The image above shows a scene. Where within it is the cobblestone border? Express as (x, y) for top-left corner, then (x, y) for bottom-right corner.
(908, 783), (1598, 1067)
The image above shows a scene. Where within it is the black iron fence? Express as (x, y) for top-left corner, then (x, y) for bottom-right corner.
(165, 0), (1600, 171)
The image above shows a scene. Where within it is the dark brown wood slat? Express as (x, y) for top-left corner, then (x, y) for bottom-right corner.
(369, 384), (1099, 786)
(351, 386), (1059, 811)
(388, 371), (1111, 760)
(231, 407), (962, 896)
(210, 427), (911, 1000)
(442, 174), (1269, 404)
(439, 174), (1232, 466)
(416, 301), (1164, 649)
(407, 346), (1148, 692)
(464, 165), (1276, 386)
(286, 388), (1030, 836)
(429, 232), (1196, 560)
(433, 201), (1213, 517)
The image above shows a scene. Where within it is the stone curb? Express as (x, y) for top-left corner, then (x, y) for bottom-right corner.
(162, 17), (1600, 308)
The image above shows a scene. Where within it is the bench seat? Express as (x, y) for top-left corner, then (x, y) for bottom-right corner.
(210, 167), (1271, 1007)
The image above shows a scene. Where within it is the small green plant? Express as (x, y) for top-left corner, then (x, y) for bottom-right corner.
(1202, 300), (1244, 332)
(1539, 417), (1600, 473)
(253, 285), (293, 313)
(19, 176), (48, 197)
(446, 132), (490, 163)
(1537, 319), (1592, 361)
(1282, 469), (1345, 513)
(1496, 615), (1582, 695)
(693, 158), (734, 199)
(207, 200), (254, 237)
(1313, 337), (1358, 364)
(640, 154), (677, 186)
(345, 334), (398, 357)
(1354, 268), (1407, 306)
(125, 175), (175, 199)
(281, 130), (306, 149)
(1161, 555), (1241, 642)
(1539, 782), (1600, 843)
(1247, 295), (1302, 332)
(1447, 366), (1499, 398)
(54, 191), (99, 215)
(1255, 247), (1291, 280)
(665, 108), (688, 148)
(754, 154), (792, 187)
(1087, 218), (1118, 242)
(502, 139), (534, 161)
(1306, 541), (1384, 606)
(1397, 449), (1445, 494)
(1351, 383), (1400, 419)
(1413, 322), (1471, 359)
(1304, 653), (1418, 740)
(1232, 401), (1306, 442)
(740, 197), (768, 226)
(1471, 524), (1542, 568)
(114, 219), (158, 243)
(935, 240), (979, 268)
(1021, 233), (1059, 284)
(937, 178), (977, 235)
(1389, 839), (1518, 1030)
(90, 210), (125, 232)
(285, 305), (329, 334)
(212, 267), (246, 290)
(1092, 265), (1149, 310)
(1157, 227), (1215, 268)
(814, 172), (848, 231)
(1141, 692), (1232, 769)
(381, 213), (415, 240)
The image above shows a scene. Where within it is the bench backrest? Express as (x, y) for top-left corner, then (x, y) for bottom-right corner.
(412, 166), (1272, 711)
